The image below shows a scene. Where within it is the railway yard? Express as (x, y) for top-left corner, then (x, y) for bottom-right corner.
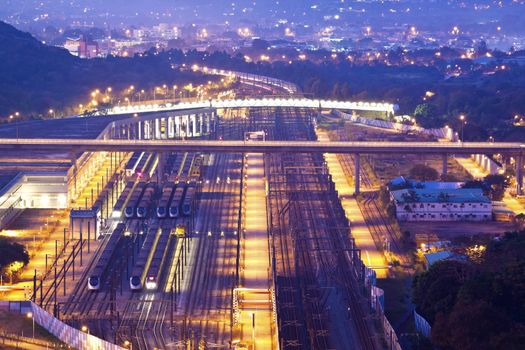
(3, 83), (521, 350)
(0, 102), (396, 349)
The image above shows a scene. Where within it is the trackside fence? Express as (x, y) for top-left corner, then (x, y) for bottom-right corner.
(413, 310), (432, 338)
(366, 269), (403, 350)
(4, 301), (125, 350)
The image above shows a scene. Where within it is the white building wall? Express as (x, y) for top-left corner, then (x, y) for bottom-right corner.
(395, 201), (492, 222)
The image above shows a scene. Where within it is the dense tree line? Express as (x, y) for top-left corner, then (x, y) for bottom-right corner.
(168, 47), (525, 142)
(412, 232), (525, 349)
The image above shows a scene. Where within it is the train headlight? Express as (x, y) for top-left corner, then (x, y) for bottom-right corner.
(145, 276), (157, 290)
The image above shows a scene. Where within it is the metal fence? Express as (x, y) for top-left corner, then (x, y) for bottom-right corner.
(4, 301), (125, 350)
(336, 111), (455, 141)
(414, 310), (432, 338)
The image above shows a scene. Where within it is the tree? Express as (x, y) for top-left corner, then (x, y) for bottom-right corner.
(409, 164), (439, 181)
(0, 237), (29, 273)
(412, 232), (525, 349)
(432, 299), (511, 350)
(484, 174), (510, 201)
(412, 260), (471, 322)
(414, 103), (444, 128)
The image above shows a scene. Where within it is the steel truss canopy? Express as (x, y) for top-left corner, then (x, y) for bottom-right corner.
(0, 139), (522, 155)
(106, 98), (399, 116)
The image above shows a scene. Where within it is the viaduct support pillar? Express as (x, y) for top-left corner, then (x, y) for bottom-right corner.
(175, 117), (181, 139)
(157, 153), (166, 182)
(192, 114), (198, 136)
(206, 113), (211, 134)
(442, 154), (448, 177)
(155, 118), (161, 139)
(517, 155), (523, 196)
(354, 154), (361, 195)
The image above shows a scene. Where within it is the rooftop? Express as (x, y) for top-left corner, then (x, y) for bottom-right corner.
(391, 188), (491, 204)
(0, 115), (128, 140)
(423, 250), (467, 268)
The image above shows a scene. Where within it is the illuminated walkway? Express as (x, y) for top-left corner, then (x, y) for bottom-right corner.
(318, 131), (389, 278)
(238, 153), (275, 349)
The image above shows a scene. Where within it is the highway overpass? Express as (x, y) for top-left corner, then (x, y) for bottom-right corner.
(1, 139), (522, 194)
(0, 138), (521, 154)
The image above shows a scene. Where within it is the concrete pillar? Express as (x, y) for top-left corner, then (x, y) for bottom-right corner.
(138, 121), (142, 140)
(157, 153), (165, 180)
(149, 120), (154, 140)
(161, 118), (166, 139)
(206, 113), (211, 133)
(517, 155), (523, 196)
(192, 114), (197, 137)
(185, 115), (191, 137)
(155, 118), (161, 139)
(175, 117), (181, 138)
(168, 117), (174, 138)
(354, 154), (360, 195)
(146, 120), (151, 140)
(442, 154), (448, 177)
(182, 114), (190, 137)
(199, 114), (204, 135)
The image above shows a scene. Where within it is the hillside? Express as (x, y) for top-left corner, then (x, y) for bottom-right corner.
(0, 21), (203, 119)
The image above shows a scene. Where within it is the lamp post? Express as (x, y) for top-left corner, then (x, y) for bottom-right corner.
(124, 340), (133, 349)
(250, 312), (256, 350)
(459, 115), (466, 142)
(81, 325), (90, 336)
(27, 312), (35, 339)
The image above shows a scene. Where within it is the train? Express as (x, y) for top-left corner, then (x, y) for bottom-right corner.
(169, 184), (186, 218)
(144, 229), (171, 291)
(157, 181), (175, 218)
(134, 153), (152, 179)
(125, 181), (146, 218)
(182, 181), (197, 216)
(125, 152), (146, 179)
(137, 182), (156, 218)
(129, 226), (160, 291)
(88, 223), (126, 291)
(113, 181), (134, 218)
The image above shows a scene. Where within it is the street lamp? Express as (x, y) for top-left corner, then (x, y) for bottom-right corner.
(459, 115), (466, 142)
(124, 340), (133, 349)
(81, 325), (90, 335)
(26, 312), (35, 339)
(48, 109), (55, 118)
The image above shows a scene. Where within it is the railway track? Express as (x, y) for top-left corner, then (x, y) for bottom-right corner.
(267, 107), (380, 350)
(360, 192), (411, 267)
(176, 153), (240, 348)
